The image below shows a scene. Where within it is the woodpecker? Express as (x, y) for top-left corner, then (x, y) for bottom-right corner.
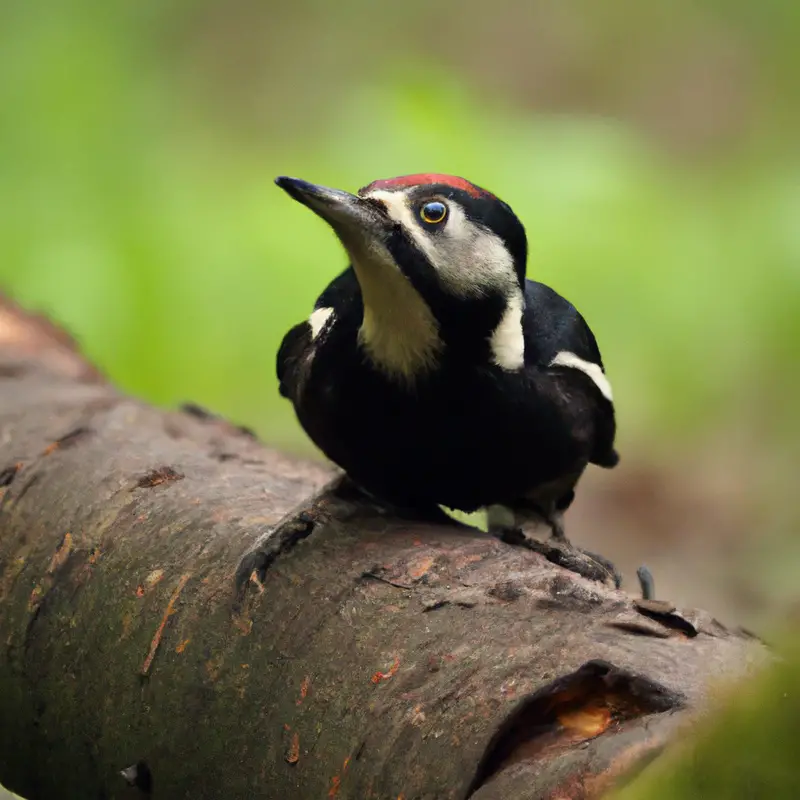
(275, 173), (619, 580)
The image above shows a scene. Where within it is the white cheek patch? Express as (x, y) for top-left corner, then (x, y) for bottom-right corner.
(309, 306), (335, 340)
(549, 351), (614, 402)
(363, 189), (517, 297)
(490, 290), (525, 371)
(363, 187), (525, 373)
(441, 204), (517, 296)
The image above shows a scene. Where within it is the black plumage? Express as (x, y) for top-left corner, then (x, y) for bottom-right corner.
(278, 270), (616, 510)
(274, 173), (619, 562)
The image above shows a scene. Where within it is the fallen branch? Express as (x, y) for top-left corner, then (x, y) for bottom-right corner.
(0, 295), (769, 799)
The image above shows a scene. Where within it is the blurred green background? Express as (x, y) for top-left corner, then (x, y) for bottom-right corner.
(1, 0), (798, 622)
(2, 2), (800, 795)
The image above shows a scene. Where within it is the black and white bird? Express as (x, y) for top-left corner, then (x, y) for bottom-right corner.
(275, 173), (619, 578)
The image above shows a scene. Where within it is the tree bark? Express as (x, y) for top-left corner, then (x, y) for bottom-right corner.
(0, 295), (769, 800)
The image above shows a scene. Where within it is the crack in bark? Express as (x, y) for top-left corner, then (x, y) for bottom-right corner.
(1, 471), (40, 510)
(0, 462), (21, 488)
(361, 572), (414, 591)
(179, 401), (258, 440)
(44, 426), (92, 453)
(236, 512), (320, 590)
(234, 475), (376, 590)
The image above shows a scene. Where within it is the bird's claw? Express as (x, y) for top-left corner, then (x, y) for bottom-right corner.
(495, 527), (622, 588)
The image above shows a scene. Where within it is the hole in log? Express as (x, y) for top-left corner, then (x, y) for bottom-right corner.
(235, 512), (320, 589)
(0, 462), (22, 488)
(466, 659), (684, 796)
(134, 466), (185, 489)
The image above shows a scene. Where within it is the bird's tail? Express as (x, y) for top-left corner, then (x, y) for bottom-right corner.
(593, 448), (620, 469)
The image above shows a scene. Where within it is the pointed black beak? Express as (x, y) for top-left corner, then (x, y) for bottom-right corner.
(275, 177), (389, 238)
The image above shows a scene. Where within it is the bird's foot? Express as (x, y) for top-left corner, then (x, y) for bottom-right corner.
(495, 526), (622, 588)
(488, 502), (622, 588)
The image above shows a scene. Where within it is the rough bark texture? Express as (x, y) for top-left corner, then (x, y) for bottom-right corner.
(0, 295), (770, 800)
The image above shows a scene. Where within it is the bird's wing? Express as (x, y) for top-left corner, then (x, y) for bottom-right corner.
(522, 279), (619, 467)
(522, 280), (605, 369)
(276, 322), (311, 400)
(276, 267), (361, 401)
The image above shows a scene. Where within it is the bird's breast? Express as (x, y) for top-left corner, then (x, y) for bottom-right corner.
(294, 353), (584, 509)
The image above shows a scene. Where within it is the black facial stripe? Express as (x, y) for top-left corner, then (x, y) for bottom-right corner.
(385, 224), (434, 293)
(385, 224), (509, 359)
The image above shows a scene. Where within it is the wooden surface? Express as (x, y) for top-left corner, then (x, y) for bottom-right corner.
(0, 295), (770, 799)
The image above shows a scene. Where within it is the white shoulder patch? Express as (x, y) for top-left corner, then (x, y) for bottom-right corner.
(490, 291), (525, 371)
(549, 350), (613, 401)
(309, 306), (335, 340)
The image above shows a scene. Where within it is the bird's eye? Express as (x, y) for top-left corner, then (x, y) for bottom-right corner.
(419, 201), (447, 225)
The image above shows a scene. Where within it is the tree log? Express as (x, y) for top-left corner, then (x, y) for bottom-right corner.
(0, 295), (770, 800)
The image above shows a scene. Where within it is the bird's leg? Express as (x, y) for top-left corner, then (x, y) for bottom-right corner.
(546, 508), (567, 541)
(542, 503), (622, 587)
(488, 502), (622, 588)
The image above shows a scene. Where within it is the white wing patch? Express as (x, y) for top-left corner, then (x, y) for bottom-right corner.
(309, 306), (335, 340)
(489, 290), (525, 370)
(549, 351), (613, 401)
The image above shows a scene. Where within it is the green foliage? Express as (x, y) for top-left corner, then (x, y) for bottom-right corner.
(0, 1), (798, 462)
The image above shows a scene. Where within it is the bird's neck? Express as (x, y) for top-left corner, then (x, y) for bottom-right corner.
(348, 237), (526, 383)
(354, 256), (443, 386)
(426, 286), (526, 372)
(356, 283), (525, 385)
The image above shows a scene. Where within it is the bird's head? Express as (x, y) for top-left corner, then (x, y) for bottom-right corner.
(275, 173), (528, 385)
